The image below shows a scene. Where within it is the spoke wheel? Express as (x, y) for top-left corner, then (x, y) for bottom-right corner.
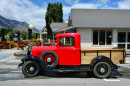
(44, 54), (55, 65)
(22, 61), (39, 77)
(93, 62), (111, 78)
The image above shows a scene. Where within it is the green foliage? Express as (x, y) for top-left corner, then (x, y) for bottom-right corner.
(5, 35), (9, 41)
(32, 33), (36, 40)
(64, 43), (70, 45)
(32, 33), (40, 40)
(0, 28), (13, 37)
(8, 31), (16, 41)
(4, 28), (13, 35)
(37, 34), (40, 38)
(21, 30), (28, 40)
(45, 2), (63, 25)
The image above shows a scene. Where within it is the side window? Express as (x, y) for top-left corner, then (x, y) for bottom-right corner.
(59, 37), (75, 47)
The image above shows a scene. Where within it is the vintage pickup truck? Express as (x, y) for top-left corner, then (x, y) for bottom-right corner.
(19, 33), (125, 78)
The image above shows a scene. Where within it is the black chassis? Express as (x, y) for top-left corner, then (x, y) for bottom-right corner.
(18, 55), (118, 72)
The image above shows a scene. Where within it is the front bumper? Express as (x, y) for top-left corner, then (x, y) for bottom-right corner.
(18, 62), (23, 68)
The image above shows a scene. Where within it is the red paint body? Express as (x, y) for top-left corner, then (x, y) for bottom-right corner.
(31, 33), (81, 65)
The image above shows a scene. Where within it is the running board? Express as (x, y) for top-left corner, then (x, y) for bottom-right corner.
(42, 65), (92, 72)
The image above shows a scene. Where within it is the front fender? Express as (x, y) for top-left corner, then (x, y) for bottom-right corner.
(19, 55), (48, 68)
(90, 56), (118, 70)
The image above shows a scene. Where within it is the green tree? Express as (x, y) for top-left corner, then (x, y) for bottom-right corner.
(57, 2), (63, 22)
(32, 33), (36, 40)
(8, 31), (16, 41)
(45, 2), (63, 25)
(21, 30), (28, 40)
(4, 28), (13, 35)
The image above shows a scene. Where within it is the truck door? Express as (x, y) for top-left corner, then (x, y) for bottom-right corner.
(57, 37), (80, 65)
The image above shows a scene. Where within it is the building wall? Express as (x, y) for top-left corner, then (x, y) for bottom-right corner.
(77, 28), (130, 53)
(112, 29), (118, 47)
(77, 28), (92, 47)
(77, 28), (118, 47)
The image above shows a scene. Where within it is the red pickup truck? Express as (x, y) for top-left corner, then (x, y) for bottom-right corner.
(19, 33), (119, 78)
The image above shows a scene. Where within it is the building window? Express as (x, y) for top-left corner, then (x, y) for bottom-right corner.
(107, 31), (112, 45)
(127, 44), (130, 49)
(118, 44), (125, 49)
(99, 30), (105, 45)
(93, 30), (98, 44)
(128, 32), (130, 42)
(118, 32), (126, 42)
(93, 30), (112, 45)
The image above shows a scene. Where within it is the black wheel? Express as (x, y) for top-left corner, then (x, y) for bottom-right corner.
(40, 51), (58, 68)
(93, 62), (111, 78)
(22, 61), (40, 77)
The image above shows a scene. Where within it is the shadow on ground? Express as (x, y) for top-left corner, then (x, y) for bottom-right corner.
(38, 69), (126, 79)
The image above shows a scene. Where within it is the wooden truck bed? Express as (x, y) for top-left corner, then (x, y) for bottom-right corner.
(81, 47), (125, 64)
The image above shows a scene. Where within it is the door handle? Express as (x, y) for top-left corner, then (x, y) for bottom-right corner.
(73, 49), (76, 53)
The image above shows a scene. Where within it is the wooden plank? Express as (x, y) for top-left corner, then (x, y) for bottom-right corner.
(81, 51), (97, 56)
(81, 47), (125, 51)
(98, 50), (110, 54)
(98, 50), (110, 58)
(81, 54), (97, 64)
(111, 50), (123, 54)
(81, 59), (92, 64)
(111, 55), (123, 60)
(81, 55), (96, 60)
(85, 51), (97, 55)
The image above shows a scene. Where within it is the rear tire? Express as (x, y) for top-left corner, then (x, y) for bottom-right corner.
(22, 61), (40, 78)
(93, 62), (111, 78)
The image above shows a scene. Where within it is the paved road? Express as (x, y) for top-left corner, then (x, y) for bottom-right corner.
(0, 48), (130, 86)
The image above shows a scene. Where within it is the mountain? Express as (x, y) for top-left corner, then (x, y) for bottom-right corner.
(0, 15), (39, 33)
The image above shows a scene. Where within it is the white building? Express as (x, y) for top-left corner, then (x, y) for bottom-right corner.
(40, 9), (130, 54)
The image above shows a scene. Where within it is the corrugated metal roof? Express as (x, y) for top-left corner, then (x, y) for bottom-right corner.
(71, 9), (130, 28)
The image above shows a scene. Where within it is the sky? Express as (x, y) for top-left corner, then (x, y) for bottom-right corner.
(0, 0), (130, 30)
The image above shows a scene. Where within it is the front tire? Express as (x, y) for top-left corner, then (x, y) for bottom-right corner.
(22, 61), (40, 78)
(93, 62), (111, 78)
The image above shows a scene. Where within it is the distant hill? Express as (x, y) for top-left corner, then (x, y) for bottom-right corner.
(0, 15), (39, 33)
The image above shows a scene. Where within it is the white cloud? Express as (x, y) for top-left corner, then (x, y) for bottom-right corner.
(0, 0), (46, 30)
(117, 0), (130, 9)
(100, 0), (109, 4)
(1, 0), (130, 30)
(63, 3), (100, 20)
(64, 0), (79, 5)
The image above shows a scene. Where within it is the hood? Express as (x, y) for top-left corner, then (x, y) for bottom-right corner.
(31, 46), (57, 58)
(32, 46), (57, 51)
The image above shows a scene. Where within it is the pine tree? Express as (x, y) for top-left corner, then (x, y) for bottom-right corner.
(45, 2), (63, 25)
(58, 2), (63, 22)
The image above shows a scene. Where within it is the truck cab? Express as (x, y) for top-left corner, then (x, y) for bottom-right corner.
(19, 33), (119, 78)
(31, 33), (81, 65)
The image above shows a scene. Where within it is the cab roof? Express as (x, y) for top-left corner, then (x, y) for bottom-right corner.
(55, 33), (80, 37)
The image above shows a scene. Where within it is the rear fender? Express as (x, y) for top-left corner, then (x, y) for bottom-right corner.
(20, 55), (48, 68)
(90, 56), (118, 70)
